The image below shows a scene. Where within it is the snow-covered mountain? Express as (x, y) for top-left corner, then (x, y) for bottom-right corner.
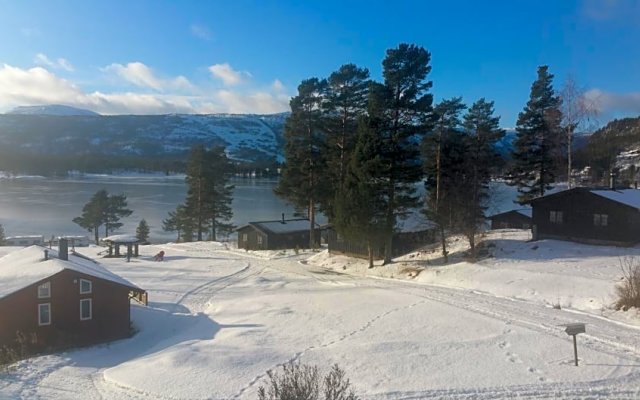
(0, 110), (288, 163)
(7, 104), (100, 116)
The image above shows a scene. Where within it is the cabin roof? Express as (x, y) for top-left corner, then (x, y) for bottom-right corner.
(590, 189), (640, 210)
(489, 209), (532, 219)
(0, 245), (142, 300)
(238, 218), (317, 235)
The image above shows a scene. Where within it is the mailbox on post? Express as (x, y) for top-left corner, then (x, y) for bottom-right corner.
(564, 323), (586, 366)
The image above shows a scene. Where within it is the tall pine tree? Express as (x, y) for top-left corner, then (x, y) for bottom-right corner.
(460, 98), (505, 257)
(275, 78), (328, 248)
(323, 64), (370, 220)
(508, 66), (562, 204)
(375, 43), (434, 264)
(423, 97), (467, 263)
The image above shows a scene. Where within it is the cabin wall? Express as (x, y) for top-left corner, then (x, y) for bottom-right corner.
(327, 229), (436, 260)
(533, 191), (640, 245)
(0, 269), (131, 351)
(490, 213), (532, 229)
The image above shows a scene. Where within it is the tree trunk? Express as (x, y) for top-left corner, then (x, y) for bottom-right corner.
(309, 198), (316, 249)
(468, 232), (476, 260)
(94, 227), (99, 244)
(567, 126), (573, 189)
(440, 225), (448, 264)
(367, 242), (374, 269)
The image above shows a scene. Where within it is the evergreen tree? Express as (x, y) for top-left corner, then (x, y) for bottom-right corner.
(375, 43), (434, 264)
(0, 223), (6, 246)
(275, 78), (328, 248)
(508, 66), (562, 204)
(204, 146), (235, 241)
(73, 189), (109, 243)
(460, 99), (505, 257)
(323, 64), (370, 219)
(104, 193), (133, 237)
(163, 205), (194, 242)
(334, 116), (388, 268)
(183, 145), (235, 241)
(136, 219), (150, 244)
(422, 97), (467, 263)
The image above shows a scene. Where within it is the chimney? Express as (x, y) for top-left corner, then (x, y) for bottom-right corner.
(609, 172), (616, 190)
(281, 213), (285, 224)
(59, 238), (68, 261)
(44, 249), (49, 261)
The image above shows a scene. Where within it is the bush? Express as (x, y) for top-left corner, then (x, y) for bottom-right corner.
(258, 363), (358, 400)
(0, 331), (38, 372)
(615, 257), (640, 311)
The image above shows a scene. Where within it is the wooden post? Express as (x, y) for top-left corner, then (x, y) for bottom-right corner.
(573, 334), (578, 366)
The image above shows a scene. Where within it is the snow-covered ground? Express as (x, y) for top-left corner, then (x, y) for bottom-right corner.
(1, 231), (639, 399)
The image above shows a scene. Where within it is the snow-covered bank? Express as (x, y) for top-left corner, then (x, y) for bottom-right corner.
(1, 234), (639, 399)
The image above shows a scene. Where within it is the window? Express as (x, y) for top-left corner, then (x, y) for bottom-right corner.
(38, 282), (51, 299)
(550, 210), (563, 224)
(80, 279), (92, 294)
(257, 235), (263, 245)
(80, 299), (92, 321)
(38, 303), (51, 326)
(594, 213), (609, 227)
(242, 233), (248, 242)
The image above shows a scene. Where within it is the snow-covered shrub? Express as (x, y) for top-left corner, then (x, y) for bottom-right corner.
(615, 257), (640, 311)
(257, 363), (358, 400)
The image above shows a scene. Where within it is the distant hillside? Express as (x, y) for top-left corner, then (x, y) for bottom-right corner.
(575, 116), (640, 184)
(0, 110), (288, 174)
(7, 104), (100, 116)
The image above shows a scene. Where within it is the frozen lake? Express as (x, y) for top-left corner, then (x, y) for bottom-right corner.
(0, 175), (530, 243)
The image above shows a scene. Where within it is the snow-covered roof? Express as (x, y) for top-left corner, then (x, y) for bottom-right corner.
(0, 245), (142, 300)
(103, 234), (139, 243)
(396, 214), (437, 232)
(515, 209), (532, 218)
(590, 189), (640, 210)
(6, 235), (44, 240)
(249, 219), (317, 235)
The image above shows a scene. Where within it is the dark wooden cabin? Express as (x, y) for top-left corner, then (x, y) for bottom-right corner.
(530, 187), (640, 246)
(327, 218), (437, 260)
(0, 241), (146, 353)
(237, 217), (320, 250)
(489, 209), (532, 229)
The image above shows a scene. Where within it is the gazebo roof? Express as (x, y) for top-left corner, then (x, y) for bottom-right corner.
(102, 234), (139, 244)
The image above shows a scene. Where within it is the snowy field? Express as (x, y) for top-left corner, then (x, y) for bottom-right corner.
(1, 230), (639, 399)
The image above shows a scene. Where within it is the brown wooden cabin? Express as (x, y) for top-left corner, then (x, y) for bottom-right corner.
(237, 217), (320, 250)
(327, 219), (437, 260)
(489, 209), (532, 229)
(0, 241), (146, 353)
(530, 187), (640, 246)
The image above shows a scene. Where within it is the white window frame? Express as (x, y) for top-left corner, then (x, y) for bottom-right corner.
(79, 279), (92, 294)
(242, 233), (248, 242)
(38, 303), (51, 326)
(594, 213), (609, 227)
(80, 299), (92, 321)
(550, 210), (563, 224)
(257, 235), (263, 245)
(38, 281), (51, 299)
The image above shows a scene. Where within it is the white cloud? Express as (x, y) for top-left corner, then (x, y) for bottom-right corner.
(34, 53), (75, 72)
(104, 62), (193, 92)
(584, 89), (640, 115)
(209, 63), (250, 86)
(190, 24), (213, 41)
(272, 79), (285, 92)
(0, 63), (290, 115)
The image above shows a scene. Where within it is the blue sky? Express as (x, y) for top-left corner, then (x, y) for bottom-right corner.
(0, 0), (638, 126)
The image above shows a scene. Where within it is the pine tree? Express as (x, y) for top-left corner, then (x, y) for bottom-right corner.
(0, 223), (6, 246)
(375, 43), (434, 264)
(136, 219), (150, 244)
(275, 78), (328, 248)
(204, 146), (235, 241)
(163, 205), (194, 242)
(334, 116), (388, 268)
(183, 145), (235, 241)
(73, 189), (109, 243)
(509, 66), (562, 204)
(423, 97), (467, 263)
(104, 193), (133, 237)
(323, 64), (370, 219)
(460, 99), (505, 257)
